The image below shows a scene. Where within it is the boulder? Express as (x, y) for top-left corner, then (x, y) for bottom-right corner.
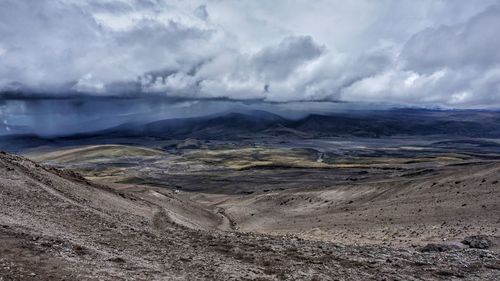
(420, 242), (466, 252)
(462, 235), (492, 249)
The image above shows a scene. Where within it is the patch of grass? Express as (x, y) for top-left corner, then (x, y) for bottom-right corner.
(186, 147), (465, 170)
(185, 147), (465, 170)
(186, 147), (331, 170)
(28, 145), (165, 163)
(79, 166), (136, 183)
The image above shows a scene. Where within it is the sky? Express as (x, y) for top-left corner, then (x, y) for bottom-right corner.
(1, 0), (500, 135)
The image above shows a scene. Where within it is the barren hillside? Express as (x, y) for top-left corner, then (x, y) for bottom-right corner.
(198, 161), (500, 246)
(1, 151), (500, 280)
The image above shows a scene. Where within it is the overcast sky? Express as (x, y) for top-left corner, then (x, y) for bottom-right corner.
(1, 0), (500, 108)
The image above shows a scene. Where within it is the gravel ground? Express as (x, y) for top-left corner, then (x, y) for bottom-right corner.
(1, 151), (500, 280)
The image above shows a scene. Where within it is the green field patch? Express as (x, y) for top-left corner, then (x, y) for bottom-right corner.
(28, 145), (165, 163)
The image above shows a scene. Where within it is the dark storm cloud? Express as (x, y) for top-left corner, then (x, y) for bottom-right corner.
(193, 5), (209, 21)
(253, 36), (324, 80)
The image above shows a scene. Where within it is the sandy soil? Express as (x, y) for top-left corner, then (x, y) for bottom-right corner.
(190, 162), (500, 247)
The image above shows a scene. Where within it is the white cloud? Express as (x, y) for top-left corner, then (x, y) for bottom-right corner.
(341, 5), (500, 108)
(1, 0), (500, 107)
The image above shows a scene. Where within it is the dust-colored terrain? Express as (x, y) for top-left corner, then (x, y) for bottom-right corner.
(1, 150), (500, 280)
(1, 134), (500, 280)
(24, 140), (500, 248)
(192, 162), (500, 246)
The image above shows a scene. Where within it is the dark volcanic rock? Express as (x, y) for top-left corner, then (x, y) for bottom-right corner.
(462, 235), (493, 249)
(421, 242), (466, 252)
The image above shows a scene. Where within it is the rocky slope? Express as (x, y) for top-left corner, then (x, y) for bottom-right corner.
(1, 151), (500, 280)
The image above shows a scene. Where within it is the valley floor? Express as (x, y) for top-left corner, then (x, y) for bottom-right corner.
(1, 137), (500, 280)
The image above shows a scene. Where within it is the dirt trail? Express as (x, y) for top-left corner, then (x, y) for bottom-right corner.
(216, 207), (238, 231)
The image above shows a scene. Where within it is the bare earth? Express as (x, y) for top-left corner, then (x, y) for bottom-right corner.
(1, 150), (500, 280)
(190, 162), (500, 247)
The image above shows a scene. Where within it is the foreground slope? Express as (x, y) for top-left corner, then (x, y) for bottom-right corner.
(1, 151), (500, 280)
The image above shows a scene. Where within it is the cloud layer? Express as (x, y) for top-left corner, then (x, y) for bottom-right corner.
(1, 0), (500, 107)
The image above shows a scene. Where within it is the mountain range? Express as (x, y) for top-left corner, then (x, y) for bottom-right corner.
(77, 108), (500, 139)
(2, 109), (500, 152)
